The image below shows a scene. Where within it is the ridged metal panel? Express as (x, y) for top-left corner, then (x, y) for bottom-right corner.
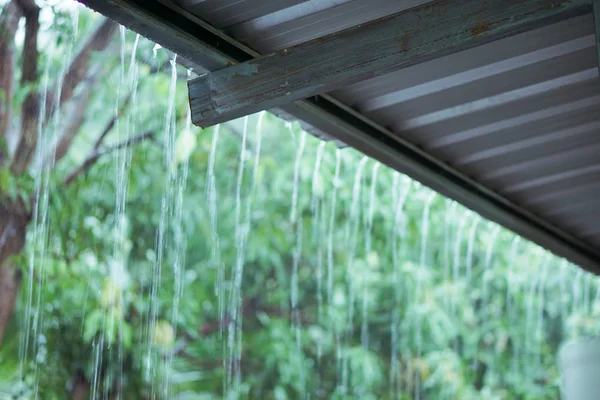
(175, 0), (600, 249)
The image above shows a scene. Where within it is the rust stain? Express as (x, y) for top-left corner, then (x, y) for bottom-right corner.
(471, 20), (491, 36)
(401, 32), (410, 52)
(398, 29), (420, 52)
(471, 9), (491, 37)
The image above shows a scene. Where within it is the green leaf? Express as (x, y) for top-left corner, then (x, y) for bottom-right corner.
(0, 135), (7, 157)
(83, 309), (104, 343)
(103, 315), (118, 345)
(0, 167), (11, 192)
(121, 322), (133, 349)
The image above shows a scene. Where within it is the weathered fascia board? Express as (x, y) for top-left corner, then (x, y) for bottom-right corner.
(189, 0), (592, 127)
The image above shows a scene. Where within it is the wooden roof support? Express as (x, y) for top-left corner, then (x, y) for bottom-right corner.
(188, 0), (592, 127)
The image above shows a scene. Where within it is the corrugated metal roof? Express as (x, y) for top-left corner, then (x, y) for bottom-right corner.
(175, 0), (600, 251)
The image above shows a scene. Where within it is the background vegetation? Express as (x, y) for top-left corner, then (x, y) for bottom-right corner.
(1, 2), (599, 399)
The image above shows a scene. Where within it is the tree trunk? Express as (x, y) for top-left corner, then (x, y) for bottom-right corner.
(0, 200), (28, 346)
(0, 0), (22, 163)
(71, 369), (90, 400)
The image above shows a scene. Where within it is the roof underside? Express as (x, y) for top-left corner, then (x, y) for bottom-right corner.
(80, 0), (600, 273)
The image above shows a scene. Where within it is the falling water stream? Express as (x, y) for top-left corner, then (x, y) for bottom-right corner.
(414, 191), (435, 400)
(418, 192), (436, 269)
(207, 122), (223, 333)
(164, 69), (193, 396)
(388, 172), (400, 398)
(226, 115), (250, 398)
(311, 141), (327, 360)
(453, 211), (468, 284)
(347, 156), (368, 332)
(290, 130), (306, 224)
(290, 130), (306, 354)
(536, 258), (550, 366)
(390, 177), (410, 399)
(465, 215), (481, 284)
(481, 224), (501, 317)
(28, 60), (53, 400)
(327, 149), (342, 309)
(450, 210), (468, 333)
(19, 48), (50, 389)
(146, 53), (179, 399)
(361, 162), (380, 350)
(524, 253), (549, 376)
(20, 8), (86, 391)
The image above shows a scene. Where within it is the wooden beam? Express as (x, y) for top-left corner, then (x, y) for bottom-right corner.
(189, 0), (591, 127)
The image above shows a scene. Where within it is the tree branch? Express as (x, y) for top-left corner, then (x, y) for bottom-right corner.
(46, 17), (118, 122)
(46, 66), (103, 168)
(93, 90), (135, 151)
(32, 18), (119, 175)
(0, 0), (22, 165)
(59, 90), (138, 183)
(10, 0), (39, 175)
(60, 55), (161, 186)
(89, 58), (182, 152)
(14, 0), (36, 14)
(64, 131), (154, 185)
(70, 369), (89, 400)
(49, 40), (172, 171)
